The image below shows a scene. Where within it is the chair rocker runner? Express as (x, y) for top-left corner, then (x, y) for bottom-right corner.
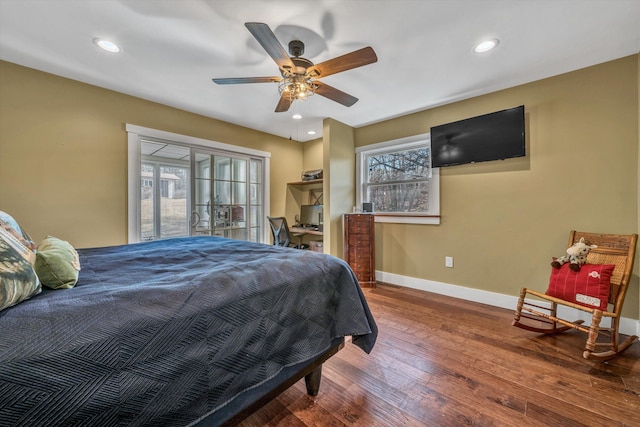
(512, 230), (638, 361)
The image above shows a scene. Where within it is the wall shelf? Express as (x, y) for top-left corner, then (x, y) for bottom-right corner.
(287, 179), (323, 189)
(287, 179), (323, 205)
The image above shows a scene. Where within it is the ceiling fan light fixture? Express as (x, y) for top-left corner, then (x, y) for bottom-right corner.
(278, 74), (317, 102)
(474, 38), (499, 53)
(93, 38), (120, 53)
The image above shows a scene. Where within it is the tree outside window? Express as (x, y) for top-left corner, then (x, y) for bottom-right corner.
(356, 133), (440, 225)
(366, 146), (431, 213)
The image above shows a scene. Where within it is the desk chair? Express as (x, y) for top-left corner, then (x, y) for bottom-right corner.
(267, 217), (306, 249)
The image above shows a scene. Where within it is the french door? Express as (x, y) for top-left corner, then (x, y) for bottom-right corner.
(139, 141), (263, 243)
(140, 142), (191, 241)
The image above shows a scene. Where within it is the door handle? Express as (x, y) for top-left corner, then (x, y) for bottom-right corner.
(191, 211), (201, 227)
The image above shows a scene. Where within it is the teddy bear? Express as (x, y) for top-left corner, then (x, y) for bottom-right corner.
(551, 237), (597, 271)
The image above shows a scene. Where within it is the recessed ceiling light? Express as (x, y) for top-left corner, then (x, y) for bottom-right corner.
(292, 114), (302, 120)
(93, 38), (120, 53)
(307, 130), (317, 136)
(474, 38), (499, 53)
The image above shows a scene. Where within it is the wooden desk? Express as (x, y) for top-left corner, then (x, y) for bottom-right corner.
(290, 227), (324, 252)
(290, 226), (323, 237)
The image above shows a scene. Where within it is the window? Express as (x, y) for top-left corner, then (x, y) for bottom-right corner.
(356, 133), (440, 225)
(127, 124), (271, 243)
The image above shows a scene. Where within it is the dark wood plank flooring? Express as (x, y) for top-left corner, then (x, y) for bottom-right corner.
(239, 283), (640, 426)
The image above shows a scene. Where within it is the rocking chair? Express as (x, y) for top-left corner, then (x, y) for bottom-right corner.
(512, 230), (638, 361)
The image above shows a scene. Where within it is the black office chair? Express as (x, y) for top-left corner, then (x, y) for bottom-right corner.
(267, 216), (306, 249)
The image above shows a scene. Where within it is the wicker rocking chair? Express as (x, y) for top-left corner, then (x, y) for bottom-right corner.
(512, 230), (638, 361)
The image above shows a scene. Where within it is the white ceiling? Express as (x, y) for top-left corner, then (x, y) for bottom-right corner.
(1, 0), (639, 142)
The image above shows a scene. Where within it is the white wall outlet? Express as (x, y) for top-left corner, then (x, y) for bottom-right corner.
(445, 256), (454, 268)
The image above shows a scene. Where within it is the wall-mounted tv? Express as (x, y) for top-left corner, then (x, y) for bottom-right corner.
(430, 105), (525, 168)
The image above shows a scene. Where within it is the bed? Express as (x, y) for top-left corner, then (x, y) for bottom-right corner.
(0, 235), (377, 426)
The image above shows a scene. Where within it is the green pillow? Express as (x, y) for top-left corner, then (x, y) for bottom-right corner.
(34, 236), (81, 289)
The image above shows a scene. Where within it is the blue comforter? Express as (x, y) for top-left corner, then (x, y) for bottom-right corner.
(0, 236), (377, 426)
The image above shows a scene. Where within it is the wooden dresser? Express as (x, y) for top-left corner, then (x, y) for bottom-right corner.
(343, 214), (376, 288)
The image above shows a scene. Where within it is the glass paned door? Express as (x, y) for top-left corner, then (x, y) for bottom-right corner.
(193, 152), (212, 236)
(140, 141), (190, 241)
(140, 163), (155, 241)
(159, 165), (188, 238)
(192, 151), (262, 242)
(249, 159), (262, 242)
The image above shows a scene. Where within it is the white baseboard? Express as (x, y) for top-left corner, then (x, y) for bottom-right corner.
(376, 270), (640, 337)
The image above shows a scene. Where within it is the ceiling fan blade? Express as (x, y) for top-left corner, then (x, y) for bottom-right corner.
(315, 82), (358, 107)
(275, 94), (293, 112)
(212, 76), (281, 85)
(275, 95), (293, 113)
(308, 46), (377, 78)
(245, 22), (295, 72)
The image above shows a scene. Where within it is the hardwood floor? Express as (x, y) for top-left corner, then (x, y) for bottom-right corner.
(239, 283), (640, 427)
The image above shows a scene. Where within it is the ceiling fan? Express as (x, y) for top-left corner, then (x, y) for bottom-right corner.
(212, 22), (378, 112)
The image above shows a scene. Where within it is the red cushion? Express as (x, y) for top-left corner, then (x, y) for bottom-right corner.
(546, 263), (615, 310)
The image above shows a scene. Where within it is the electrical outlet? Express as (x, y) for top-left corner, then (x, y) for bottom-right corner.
(445, 256), (454, 268)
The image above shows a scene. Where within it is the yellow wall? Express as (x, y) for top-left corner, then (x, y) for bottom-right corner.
(2, 56), (639, 320)
(283, 137), (323, 223)
(323, 118), (356, 256)
(0, 61), (302, 248)
(356, 55), (639, 319)
(303, 138), (323, 171)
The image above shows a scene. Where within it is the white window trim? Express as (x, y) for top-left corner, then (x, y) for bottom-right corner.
(126, 124), (271, 243)
(355, 132), (440, 225)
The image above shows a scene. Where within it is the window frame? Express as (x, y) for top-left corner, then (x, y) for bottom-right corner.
(127, 124), (271, 243)
(356, 132), (440, 225)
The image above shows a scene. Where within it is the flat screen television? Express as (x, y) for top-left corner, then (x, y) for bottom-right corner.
(430, 105), (525, 168)
(300, 204), (323, 227)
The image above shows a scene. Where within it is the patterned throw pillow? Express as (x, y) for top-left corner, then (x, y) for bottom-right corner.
(34, 236), (81, 289)
(0, 225), (41, 311)
(0, 210), (36, 251)
(546, 263), (615, 311)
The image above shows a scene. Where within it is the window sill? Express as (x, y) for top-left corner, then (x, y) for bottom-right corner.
(374, 214), (441, 225)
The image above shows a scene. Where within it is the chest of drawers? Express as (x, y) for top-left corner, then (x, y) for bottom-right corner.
(343, 214), (376, 288)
